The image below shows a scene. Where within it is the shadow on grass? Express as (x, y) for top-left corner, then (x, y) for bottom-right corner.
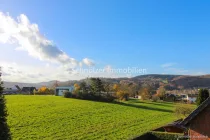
(0, 95), (11, 140)
(112, 101), (174, 113)
(127, 99), (174, 107)
(64, 97), (173, 113)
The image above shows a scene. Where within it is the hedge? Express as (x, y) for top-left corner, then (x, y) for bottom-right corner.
(133, 131), (188, 140)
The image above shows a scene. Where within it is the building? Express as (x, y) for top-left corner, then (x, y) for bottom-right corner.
(186, 94), (197, 103)
(55, 86), (74, 96)
(21, 87), (36, 94)
(180, 97), (210, 140)
(152, 97), (210, 140)
(3, 85), (21, 94)
(152, 119), (186, 134)
(181, 94), (198, 103)
(164, 94), (176, 102)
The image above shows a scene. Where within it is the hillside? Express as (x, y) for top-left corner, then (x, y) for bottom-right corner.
(3, 74), (210, 90)
(6, 95), (177, 139)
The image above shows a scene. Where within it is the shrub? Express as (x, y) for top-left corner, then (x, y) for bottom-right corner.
(152, 95), (159, 102)
(174, 104), (194, 118)
(71, 91), (115, 102)
(116, 90), (129, 101)
(150, 132), (187, 140)
(34, 88), (54, 95)
(134, 132), (187, 140)
(63, 91), (72, 98)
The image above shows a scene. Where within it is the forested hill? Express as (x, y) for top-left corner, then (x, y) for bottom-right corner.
(3, 74), (210, 90)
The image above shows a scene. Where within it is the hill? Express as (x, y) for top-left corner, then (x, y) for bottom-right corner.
(6, 95), (177, 139)
(3, 74), (210, 90)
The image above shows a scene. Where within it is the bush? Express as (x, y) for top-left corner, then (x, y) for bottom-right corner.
(174, 104), (194, 118)
(152, 95), (160, 102)
(63, 91), (72, 98)
(116, 90), (129, 101)
(151, 132), (187, 140)
(134, 132), (187, 140)
(34, 88), (54, 95)
(71, 91), (115, 102)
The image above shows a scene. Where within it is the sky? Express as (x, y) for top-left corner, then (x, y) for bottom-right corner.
(0, 0), (210, 82)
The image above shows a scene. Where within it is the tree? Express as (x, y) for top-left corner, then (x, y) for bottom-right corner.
(35, 86), (54, 95)
(79, 82), (88, 93)
(128, 83), (138, 97)
(175, 104), (194, 118)
(90, 78), (104, 94)
(116, 90), (129, 101)
(38, 86), (48, 92)
(113, 84), (119, 92)
(104, 82), (112, 94)
(0, 67), (11, 139)
(196, 89), (209, 106)
(119, 82), (138, 97)
(156, 86), (166, 100)
(139, 88), (151, 100)
(73, 83), (80, 94)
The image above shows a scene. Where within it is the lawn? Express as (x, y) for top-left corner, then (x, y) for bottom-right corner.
(5, 95), (177, 140)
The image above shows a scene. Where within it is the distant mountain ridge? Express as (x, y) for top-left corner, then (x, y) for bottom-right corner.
(3, 74), (210, 90)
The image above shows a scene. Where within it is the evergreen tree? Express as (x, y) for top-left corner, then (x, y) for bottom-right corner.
(0, 67), (11, 139)
(90, 78), (104, 94)
(196, 89), (209, 106)
(79, 81), (88, 93)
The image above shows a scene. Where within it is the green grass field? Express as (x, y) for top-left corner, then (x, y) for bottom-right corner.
(5, 95), (177, 140)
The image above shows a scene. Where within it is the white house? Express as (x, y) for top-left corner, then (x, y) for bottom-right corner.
(181, 94), (197, 103)
(186, 94), (197, 103)
(55, 86), (74, 96)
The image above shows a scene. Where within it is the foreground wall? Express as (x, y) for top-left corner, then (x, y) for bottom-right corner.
(189, 105), (210, 140)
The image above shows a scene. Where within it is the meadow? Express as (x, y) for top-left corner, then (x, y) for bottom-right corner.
(5, 95), (177, 140)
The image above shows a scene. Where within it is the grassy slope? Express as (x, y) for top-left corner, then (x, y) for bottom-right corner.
(6, 96), (177, 140)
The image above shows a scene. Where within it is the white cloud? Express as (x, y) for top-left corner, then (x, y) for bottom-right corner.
(161, 62), (189, 75)
(161, 63), (176, 68)
(0, 12), (93, 68)
(82, 58), (95, 67)
(164, 67), (189, 74)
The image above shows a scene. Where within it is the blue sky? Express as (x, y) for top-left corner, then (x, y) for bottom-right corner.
(0, 0), (210, 82)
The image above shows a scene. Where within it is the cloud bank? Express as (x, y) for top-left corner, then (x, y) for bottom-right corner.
(0, 12), (93, 68)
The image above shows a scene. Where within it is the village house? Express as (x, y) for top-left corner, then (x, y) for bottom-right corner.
(3, 85), (21, 94)
(181, 94), (198, 103)
(180, 97), (210, 140)
(21, 87), (37, 95)
(55, 86), (74, 96)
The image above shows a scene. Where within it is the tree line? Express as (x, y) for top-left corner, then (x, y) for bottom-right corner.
(63, 77), (167, 102)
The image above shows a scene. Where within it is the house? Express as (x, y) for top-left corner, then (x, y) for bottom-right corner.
(180, 97), (210, 140)
(186, 94), (198, 103)
(55, 86), (74, 96)
(137, 95), (142, 99)
(180, 94), (198, 103)
(152, 97), (210, 140)
(21, 87), (36, 94)
(3, 85), (21, 94)
(164, 94), (176, 102)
